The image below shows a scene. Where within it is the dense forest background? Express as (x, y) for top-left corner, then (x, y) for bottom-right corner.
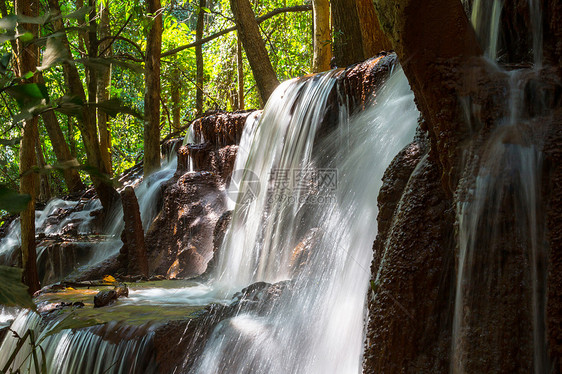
(0, 0), (317, 201)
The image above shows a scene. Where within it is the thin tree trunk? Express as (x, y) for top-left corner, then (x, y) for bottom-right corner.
(97, 0), (112, 174)
(35, 137), (51, 203)
(40, 108), (85, 193)
(236, 33), (244, 110)
(195, 0), (206, 116)
(15, 0), (40, 294)
(312, 0), (331, 72)
(171, 68), (181, 129)
(144, 0), (163, 176)
(331, 0), (364, 66)
(38, 75), (84, 193)
(230, 0), (279, 104)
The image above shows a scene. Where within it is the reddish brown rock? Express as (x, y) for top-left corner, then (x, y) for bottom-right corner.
(545, 110), (562, 373)
(144, 172), (227, 279)
(118, 186), (149, 278)
(177, 144), (239, 183)
(365, 142), (455, 373)
(190, 111), (253, 147)
(203, 210), (233, 277)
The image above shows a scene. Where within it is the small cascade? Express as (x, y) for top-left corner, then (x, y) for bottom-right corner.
(0, 311), (156, 374)
(196, 67), (419, 373)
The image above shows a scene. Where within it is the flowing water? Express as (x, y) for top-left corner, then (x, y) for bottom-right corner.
(195, 67), (419, 373)
(452, 1), (548, 372)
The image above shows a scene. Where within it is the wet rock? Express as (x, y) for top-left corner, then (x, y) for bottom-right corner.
(203, 210), (233, 276)
(145, 172), (227, 279)
(545, 110), (562, 372)
(153, 279), (292, 373)
(190, 111), (254, 147)
(94, 290), (117, 308)
(289, 228), (319, 272)
(365, 149), (455, 373)
(118, 186), (149, 278)
(177, 144), (239, 183)
(161, 137), (184, 158)
(94, 284), (128, 308)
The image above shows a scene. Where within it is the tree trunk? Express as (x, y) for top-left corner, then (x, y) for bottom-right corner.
(171, 68), (181, 129)
(48, 0), (118, 211)
(40, 108), (85, 193)
(230, 0), (279, 104)
(97, 0), (112, 174)
(38, 75), (84, 193)
(312, 0), (331, 72)
(35, 137), (51, 203)
(144, 0), (162, 176)
(331, 0), (364, 67)
(236, 33), (244, 110)
(195, 0), (206, 116)
(15, 0), (40, 295)
(356, 0), (391, 57)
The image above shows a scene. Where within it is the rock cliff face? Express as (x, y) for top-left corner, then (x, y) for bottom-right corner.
(364, 1), (562, 372)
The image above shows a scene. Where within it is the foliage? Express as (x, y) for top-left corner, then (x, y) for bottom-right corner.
(0, 0), (314, 195)
(0, 265), (35, 309)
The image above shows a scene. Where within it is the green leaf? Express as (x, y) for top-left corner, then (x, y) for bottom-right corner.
(0, 185), (31, 213)
(6, 83), (49, 110)
(0, 52), (12, 73)
(0, 265), (35, 309)
(22, 71), (34, 80)
(18, 31), (34, 42)
(38, 37), (69, 71)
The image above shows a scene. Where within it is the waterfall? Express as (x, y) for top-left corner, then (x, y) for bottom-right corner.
(195, 67), (419, 373)
(0, 311), (156, 374)
(452, 1), (548, 372)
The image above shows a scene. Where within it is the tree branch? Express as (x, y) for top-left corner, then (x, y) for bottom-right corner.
(161, 4), (312, 57)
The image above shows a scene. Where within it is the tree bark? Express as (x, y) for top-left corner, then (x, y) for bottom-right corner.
(331, 0), (364, 67)
(356, 0), (391, 57)
(143, 0), (162, 176)
(38, 75), (84, 193)
(195, 0), (206, 116)
(230, 0), (279, 104)
(97, 0), (112, 174)
(35, 137), (51, 203)
(171, 68), (181, 129)
(16, 0), (40, 295)
(312, 0), (331, 72)
(236, 33), (244, 110)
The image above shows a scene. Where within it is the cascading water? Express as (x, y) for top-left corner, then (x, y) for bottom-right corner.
(195, 67), (419, 373)
(452, 1), (548, 372)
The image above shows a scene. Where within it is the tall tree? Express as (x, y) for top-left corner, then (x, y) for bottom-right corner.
(38, 74), (85, 194)
(230, 0), (279, 104)
(312, 0), (331, 72)
(144, 0), (163, 176)
(331, 0), (364, 66)
(236, 33), (244, 110)
(15, 0), (40, 294)
(195, 0), (206, 116)
(97, 0), (112, 174)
